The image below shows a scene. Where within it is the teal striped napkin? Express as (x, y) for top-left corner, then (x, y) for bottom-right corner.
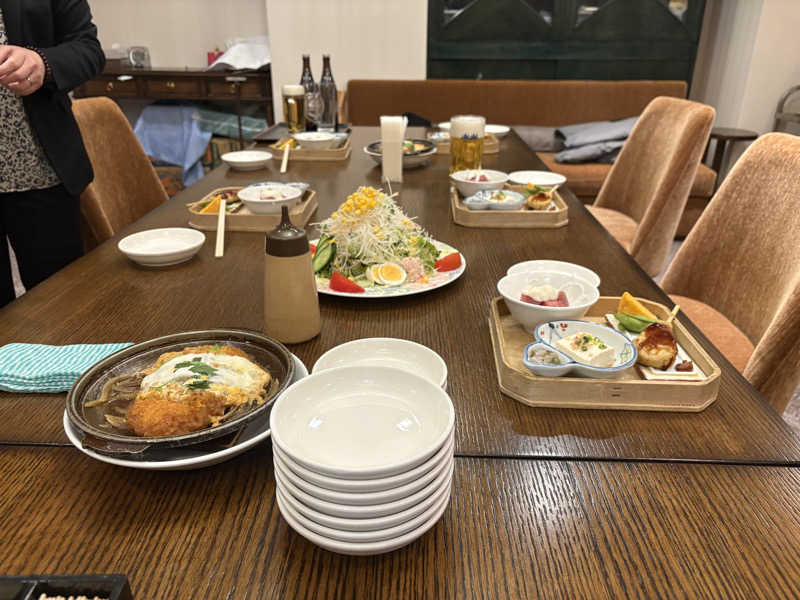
(0, 343), (133, 393)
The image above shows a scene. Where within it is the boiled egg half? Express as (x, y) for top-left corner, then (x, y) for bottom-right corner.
(366, 263), (407, 286)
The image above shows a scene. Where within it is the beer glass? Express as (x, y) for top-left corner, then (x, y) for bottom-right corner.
(449, 115), (485, 173)
(282, 84), (307, 133)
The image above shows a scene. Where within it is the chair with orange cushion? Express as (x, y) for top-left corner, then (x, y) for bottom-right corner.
(587, 97), (715, 277)
(661, 132), (800, 414)
(72, 97), (168, 248)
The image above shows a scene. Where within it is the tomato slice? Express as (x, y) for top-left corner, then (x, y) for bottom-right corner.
(310, 243), (317, 255)
(435, 252), (462, 272)
(329, 271), (365, 293)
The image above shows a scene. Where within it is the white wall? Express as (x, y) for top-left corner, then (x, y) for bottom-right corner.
(89, 0), (268, 68)
(265, 0), (428, 122)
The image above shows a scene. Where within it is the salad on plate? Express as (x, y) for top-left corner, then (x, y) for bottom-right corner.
(312, 186), (463, 296)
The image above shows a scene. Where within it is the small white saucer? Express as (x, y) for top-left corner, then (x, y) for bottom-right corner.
(118, 228), (205, 267)
(221, 150), (272, 171)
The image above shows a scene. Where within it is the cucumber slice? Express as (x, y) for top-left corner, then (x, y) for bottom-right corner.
(312, 242), (335, 273)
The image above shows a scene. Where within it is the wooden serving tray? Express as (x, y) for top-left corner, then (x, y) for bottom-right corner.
(188, 187), (318, 232)
(269, 136), (351, 161)
(435, 134), (500, 155)
(488, 296), (721, 412)
(450, 185), (569, 229)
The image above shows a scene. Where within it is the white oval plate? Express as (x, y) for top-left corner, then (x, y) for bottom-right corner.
(221, 150), (272, 171)
(506, 260), (600, 287)
(275, 456), (453, 519)
(63, 354), (308, 471)
(270, 366), (455, 479)
(313, 338), (447, 390)
(508, 170), (567, 187)
(314, 240), (466, 298)
(485, 124), (510, 138)
(276, 480), (451, 555)
(118, 228), (205, 267)
(273, 435), (453, 506)
(274, 428), (454, 493)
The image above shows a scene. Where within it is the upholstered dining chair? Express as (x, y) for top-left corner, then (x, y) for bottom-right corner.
(72, 97), (168, 247)
(587, 97), (715, 277)
(661, 132), (800, 414)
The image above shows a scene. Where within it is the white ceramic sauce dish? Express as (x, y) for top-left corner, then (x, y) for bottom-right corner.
(273, 428), (454, 493)
(450, 169), (508, 196)
(497, 270), (599, 333)
(506, 260), (601, 288)
(269, 366), (455, 479)
(508, 170), (567, 188)
(312, 338), (448, 390)
(220, 150), (272, 171)
(529, 320), (638, 378)
(118, 228), (205, 267)
(237, 184), (303, 214)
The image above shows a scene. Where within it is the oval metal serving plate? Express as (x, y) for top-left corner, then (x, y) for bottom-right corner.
(66, 329), (294, 457)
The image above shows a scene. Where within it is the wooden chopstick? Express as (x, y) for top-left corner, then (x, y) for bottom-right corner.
(280, 144), (290, 173)
(665, 304), (680, 326)
(214, 198), (226, 258)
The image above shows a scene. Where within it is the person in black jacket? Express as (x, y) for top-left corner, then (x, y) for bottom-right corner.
(0, 0), (104, 307)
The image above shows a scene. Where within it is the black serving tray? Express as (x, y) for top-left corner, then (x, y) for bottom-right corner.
(0, 574), (132, 600)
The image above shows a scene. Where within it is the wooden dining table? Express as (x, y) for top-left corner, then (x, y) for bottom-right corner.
(2, 127), (800, 598)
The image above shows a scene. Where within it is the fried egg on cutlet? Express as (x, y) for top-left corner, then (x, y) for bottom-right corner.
(126, 345), (271, 437)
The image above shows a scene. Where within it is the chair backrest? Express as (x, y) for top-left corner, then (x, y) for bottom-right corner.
(72, 97), (168, 245)
(661, 132), (800, 412)
(594, 96), (715, 276)
(345, 79), (687, 126)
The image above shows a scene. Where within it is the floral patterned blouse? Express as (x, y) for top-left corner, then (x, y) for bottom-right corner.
(0, 9), (60, 193)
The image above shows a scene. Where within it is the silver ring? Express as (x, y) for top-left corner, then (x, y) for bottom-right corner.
(25, 76), (31, 83)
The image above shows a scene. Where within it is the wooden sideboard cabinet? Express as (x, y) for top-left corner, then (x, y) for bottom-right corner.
(73, 64), (274, 145)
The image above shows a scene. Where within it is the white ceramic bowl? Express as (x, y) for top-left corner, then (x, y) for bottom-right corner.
(276, 483), (451, 544)
(437, 121), (451, 131)
(276, 482), (451, 555)
(508, 170), (567, 188)
(237, 184), (303, 214)
(497, 271), (600, 333)
(313, 338), (448, 390)
(506, 260), (601, 287)
(118, 228), (205, 267)
(279, 474), (452, 533)
(275, 455), (453, 519)
(450, 169), (508, 197)
(270, 366), (455, 479)
(274, 428), (454, 493)
(220, 150), (272, 171)
(463, 189), (525, 211)
(486, 124), (510, 139)
(292, 131), (336, 150)
(273, 435), (453, 506)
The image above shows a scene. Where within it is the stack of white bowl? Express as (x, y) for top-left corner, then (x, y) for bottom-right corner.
(270, 341), (454, 556)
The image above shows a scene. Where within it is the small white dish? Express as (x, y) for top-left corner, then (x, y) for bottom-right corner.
(521, 342), (574, 377)
(118, 227), (205, 267)
(275, 483), (451, 544)
(275, 456), (453, 519)
(508, 170), (566, 188)
(497, 270), (599, 333)
(63, 354), (308, 470)
(531, 320), (637, 379)
(237, 184), (303, 214)
(273, 435), (453, 506)
(270, 366), (455, 479)
(313, 338), (448, 390)
(274, 428), (454, 493)
(450, 169), (508, 197)
(221, 150), (272, 171)
(292, 131), (336, 150)
(507, 260), (601, 287)
(485, 124), (510, 138)
(276, 480), (451, 555)
(279, 472), (452, 533)
(464, 189), (525, 211)
(437, 121), (451, 131)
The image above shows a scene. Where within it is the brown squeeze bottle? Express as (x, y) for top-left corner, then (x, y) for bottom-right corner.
(264, 206), (321, 343)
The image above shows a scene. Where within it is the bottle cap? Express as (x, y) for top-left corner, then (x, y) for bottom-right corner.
(265, 206), (309, 257)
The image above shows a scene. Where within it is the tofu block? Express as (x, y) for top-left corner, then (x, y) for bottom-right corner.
(555, 332), (615, 367)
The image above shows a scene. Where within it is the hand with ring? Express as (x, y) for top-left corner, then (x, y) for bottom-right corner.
(0, 45), (46, 96)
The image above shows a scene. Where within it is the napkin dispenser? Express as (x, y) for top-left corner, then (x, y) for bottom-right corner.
(380, 115), (407, 183)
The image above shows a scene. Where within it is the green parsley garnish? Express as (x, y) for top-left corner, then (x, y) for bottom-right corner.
(186, 380), (211, 390)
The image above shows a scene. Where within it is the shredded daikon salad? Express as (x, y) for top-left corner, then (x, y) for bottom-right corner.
(314, 186), (439, 282)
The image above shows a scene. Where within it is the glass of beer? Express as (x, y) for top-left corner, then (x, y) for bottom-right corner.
(450, 115), (485, 173)
(282, 84), (307, 133)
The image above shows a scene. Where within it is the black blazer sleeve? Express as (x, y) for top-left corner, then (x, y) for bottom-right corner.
(40, 0), (105, 91)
